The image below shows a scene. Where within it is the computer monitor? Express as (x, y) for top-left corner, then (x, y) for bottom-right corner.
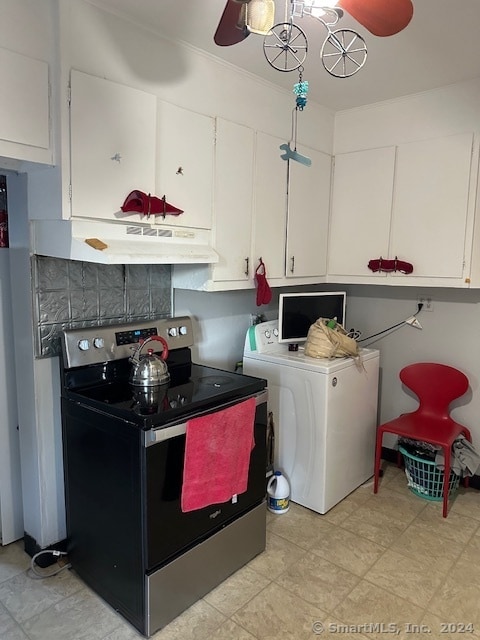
(278, 291), (346, 345)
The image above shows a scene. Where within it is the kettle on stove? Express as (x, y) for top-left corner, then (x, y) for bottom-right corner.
(129, 336), (170, 388)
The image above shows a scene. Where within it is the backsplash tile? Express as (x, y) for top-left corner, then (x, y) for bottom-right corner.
(33, 256), (172, 358)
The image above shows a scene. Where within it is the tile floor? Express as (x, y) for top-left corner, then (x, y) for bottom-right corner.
(1, 462), (480, 640)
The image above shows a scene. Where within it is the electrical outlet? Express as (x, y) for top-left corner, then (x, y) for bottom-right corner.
(417, 295), (433, 311)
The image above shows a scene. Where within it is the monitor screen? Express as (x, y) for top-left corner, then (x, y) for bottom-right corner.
(278, 291), (346, 344)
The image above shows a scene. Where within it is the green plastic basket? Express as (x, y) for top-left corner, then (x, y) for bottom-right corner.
(398, 445), (460, 501)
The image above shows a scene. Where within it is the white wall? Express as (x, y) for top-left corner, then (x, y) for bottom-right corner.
(177, 283), (480, 452)
(331, 79), (480, 447)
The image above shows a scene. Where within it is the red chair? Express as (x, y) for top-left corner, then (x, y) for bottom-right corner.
(374, 363), (472, 517)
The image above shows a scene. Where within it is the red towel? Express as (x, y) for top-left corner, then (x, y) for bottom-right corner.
(181, 398), (256, 513)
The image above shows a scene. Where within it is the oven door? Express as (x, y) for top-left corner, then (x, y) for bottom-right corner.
(144, 391), (267, 571)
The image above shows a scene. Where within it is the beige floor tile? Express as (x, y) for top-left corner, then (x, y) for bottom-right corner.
(21, 587), (123, 640)
(151, 599), (226, 640)
(267, 502), (335, 549)
(413, 502), (479, 545)
(421, 612), (480, 639)
(319, 616), (370, 639)
(1, 625), (31, 640)
(376, 461), (403, 487)
(332, 580), (424, 640)
(427, 576), (480, 626)
(363, 548), (445, 609)
(207, 619), (257, 639)
(445, 545), (480, 589)
(320, 487), (373, 526)
(232, 582), (327, 640)
(247, 531), (306, 580)
(203, 564), (270, 617)
(309, 527), (386, 577)
(0, 567), (84, 623)
(275, 551), (359, 612)
(449, 486), (480, 521)
(340, 503), (408, 547)
(364, 486), (427, 522)
(390, 520), (464, 569)
(102, 625), (143, 640)
(0, 543), (30, 584)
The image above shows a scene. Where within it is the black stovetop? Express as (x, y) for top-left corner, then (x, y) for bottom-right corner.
(62, 360), (266, 429)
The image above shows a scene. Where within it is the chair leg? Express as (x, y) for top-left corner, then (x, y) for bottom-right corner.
(374, 429), (383, 494)
(442, 447), (451, 518)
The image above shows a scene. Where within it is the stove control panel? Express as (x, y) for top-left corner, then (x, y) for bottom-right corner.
(61, 316), (194, 369)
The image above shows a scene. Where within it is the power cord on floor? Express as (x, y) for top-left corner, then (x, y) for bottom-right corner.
(30, 549), (71, 579)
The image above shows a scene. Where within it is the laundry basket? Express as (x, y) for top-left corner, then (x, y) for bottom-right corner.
(398, 445), (460, 501)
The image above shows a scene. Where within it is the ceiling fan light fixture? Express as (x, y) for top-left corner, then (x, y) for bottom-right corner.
(304, 0), (340, 19)
(245, 0), (275, 35)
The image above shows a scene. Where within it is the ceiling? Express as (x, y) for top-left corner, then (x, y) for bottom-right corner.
(91, 0), (480, 111)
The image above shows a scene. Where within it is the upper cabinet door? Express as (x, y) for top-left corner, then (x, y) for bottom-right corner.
(156, 102), (214, 229)
(0, 48), (50, 162)
(212, 118), (254, 283)
(328, 146), (395, 278)
(390, 133), (473, 279)
(252, 132), (288, 280)
(286, 147), (331, 279)
(70, 70), (156, 221)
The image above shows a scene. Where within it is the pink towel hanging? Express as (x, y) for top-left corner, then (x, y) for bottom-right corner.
(181, 398), (256, 513)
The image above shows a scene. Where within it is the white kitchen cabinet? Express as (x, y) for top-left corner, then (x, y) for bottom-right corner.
(0, 47), (51, 164)
(328, 133), (475, 286)
(328, 146), (395, 279)
(174, 126), (332, 291)
(156, 102), (214, 230)
(69, 70), (156, 222)
(286, 146), (331, 279)
(211, 118), (255, 283)
(390, 134), (473, 279)
(252, 131), (288, 282)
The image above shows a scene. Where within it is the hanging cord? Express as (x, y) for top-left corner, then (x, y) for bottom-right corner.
(30, 550), (71, 579)
(358, 303), (424, 346)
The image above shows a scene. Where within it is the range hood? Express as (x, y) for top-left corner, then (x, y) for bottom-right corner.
(31, 218), (219, 265)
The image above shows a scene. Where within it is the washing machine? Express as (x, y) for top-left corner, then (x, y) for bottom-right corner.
(243, 320), (380, 514)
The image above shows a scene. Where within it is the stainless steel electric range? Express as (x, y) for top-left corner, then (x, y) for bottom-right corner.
(60, 316), (267, 637)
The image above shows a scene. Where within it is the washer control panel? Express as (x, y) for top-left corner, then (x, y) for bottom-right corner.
(61, 316), (193, 368)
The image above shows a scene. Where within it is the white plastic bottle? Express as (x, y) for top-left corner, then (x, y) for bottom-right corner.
(267, 471), (290, 514)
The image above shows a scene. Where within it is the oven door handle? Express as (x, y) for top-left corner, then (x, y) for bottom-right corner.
(143, 390), (268, 447)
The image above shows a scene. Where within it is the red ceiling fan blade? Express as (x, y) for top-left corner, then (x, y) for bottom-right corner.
(214, 0), (250, 46)
(338, 0), (413, 37)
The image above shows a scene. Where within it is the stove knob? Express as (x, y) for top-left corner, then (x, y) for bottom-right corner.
(93, 337), (104, 349)
(168, 327), (178, 337)
(273, 328), (279, 337)
(265, 330), (271, 339)
(78, 339), (90, 351)
(179, 325), (188, 336)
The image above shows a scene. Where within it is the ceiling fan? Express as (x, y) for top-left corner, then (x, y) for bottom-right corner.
(214, 0), (414, 46)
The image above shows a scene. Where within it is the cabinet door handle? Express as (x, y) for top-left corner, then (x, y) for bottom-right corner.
(244, 257), (249, 277)
(290, 256), (295, 273)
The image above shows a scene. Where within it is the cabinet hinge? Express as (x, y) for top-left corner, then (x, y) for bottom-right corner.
(69, 183), (72, 202)
(67, 84), (71, 108)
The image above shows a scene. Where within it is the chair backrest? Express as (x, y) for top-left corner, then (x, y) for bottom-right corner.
(399, 362), (469, 418)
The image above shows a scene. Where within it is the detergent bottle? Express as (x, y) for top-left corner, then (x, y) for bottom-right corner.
(267, 471), (290, 514)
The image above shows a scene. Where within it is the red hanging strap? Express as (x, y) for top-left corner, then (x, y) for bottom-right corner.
(368, 257), (413, 274)
(121, 190), (184, 219)
(255, 258), (272, 306)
